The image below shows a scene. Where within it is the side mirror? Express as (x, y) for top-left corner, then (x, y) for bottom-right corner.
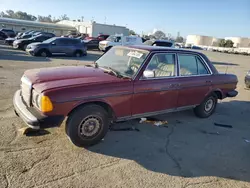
(51, 42), (56, 45)
(143, 70), (155, 78)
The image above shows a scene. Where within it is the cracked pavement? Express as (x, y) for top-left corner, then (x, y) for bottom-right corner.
(0, 43), (250, 188)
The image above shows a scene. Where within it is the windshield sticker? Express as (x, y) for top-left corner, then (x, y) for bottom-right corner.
(127, 51), (143, 58)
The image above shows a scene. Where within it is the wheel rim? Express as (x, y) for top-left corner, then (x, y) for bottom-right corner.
(204, 98), (214, 112)
(76, 53), (81, 57)
(79, 115), (102, 138)
(41, 52), (47, 57)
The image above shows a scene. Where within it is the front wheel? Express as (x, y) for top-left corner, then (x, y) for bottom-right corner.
(66, 104), (109, 147)
(194, 94), (218, 118)
(38, 50), (50, 57)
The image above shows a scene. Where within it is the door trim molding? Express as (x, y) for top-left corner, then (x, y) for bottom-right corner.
(116, 104), (198, 122)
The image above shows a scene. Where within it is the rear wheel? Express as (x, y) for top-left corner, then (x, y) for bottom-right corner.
(23, 44), (28, 51)
(74, 50), (82, 57)
(194, 94), (218, 118)
(66, 104), (109, 147)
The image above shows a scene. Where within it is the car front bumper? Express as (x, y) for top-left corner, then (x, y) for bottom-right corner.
(245, 75), (250, 86)
(26, 48), (35, 55)
(13, 90), (64, 129)
(13, 43), (20, 49)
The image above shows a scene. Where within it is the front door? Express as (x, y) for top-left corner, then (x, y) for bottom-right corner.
(132, 53), (179, 116)
(176, 53), (212, 107)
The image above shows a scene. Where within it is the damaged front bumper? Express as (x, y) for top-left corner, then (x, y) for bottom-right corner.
(13, 90), (64, 129)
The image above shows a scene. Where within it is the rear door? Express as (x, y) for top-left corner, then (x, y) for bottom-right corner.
(176, 53), (212, 107)
(50, 38), (69, 55)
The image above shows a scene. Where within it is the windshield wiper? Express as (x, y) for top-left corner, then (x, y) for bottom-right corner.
(101, 66), (119, 77)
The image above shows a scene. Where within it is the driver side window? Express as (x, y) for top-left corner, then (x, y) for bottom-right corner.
(145, 53), (176, 77)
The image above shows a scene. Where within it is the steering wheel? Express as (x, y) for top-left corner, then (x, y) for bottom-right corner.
(130, 64), (140, 74)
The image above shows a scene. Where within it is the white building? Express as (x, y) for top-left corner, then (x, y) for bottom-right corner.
(0, 17), (75, 36)
(186, 34), (250, 47)
(186, 35), (213, 46)
(58, 20), (129, 37)
(225, 37), (250, 48)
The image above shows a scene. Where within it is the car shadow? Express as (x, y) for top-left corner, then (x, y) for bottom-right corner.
(49, 51), (102, 62)
(0, 54), (51, 62)
(88, 100), (250, 182)
(212, 61), (239, 66)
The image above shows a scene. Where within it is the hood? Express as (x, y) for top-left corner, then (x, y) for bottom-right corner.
(99, 40), (110, 45)
(14, 39), (29, 43)
(6, 37), (15, 41)
(24, 66), (124, 92)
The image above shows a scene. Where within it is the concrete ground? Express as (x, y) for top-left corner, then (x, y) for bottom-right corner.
(0, 43), (250, 188)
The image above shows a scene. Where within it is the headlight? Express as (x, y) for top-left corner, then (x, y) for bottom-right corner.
(32, 90), (53, 112)
(247, 71), (250, 76)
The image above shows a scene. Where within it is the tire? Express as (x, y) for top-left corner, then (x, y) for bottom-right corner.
(246, 84), (250, 89)
(74, 50), (82, 57)
(194, 93), (218, 118)
(23, 44), (28, 51)
(105, 46), (112, 53)
(38, 49), (50, 57)
(66, 104), (109, 147)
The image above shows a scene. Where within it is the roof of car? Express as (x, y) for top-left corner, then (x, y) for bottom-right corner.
(127, 45), (201, 54)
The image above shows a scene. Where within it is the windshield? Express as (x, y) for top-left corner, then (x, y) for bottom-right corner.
(42, 37), (56, 43)
(96, 46), (149, 78)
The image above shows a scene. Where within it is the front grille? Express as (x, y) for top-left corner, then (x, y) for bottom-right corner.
(20, 76), (32, 107)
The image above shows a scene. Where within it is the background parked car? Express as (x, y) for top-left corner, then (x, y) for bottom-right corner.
(99, 35), (143, 52)
(144, 39), (175, 47)
(0, 29), (16, 37)
(5, 32), (33, 45)
(26, 37), (87, 57)
(83, 39), (100, 50)
(13, 33), (55, 50)
(0, 31), (8, 40)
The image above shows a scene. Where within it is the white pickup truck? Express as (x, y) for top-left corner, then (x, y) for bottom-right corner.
(99, 35), (143, 52)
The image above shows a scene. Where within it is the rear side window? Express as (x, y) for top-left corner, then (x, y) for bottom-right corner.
(178, 54), (209, 76)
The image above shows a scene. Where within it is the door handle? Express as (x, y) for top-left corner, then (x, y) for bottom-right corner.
(206, 80), (212, 83)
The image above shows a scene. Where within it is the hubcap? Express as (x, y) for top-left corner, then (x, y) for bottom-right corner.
(76, 53), (81, 57)
(41, 52), (47, 57)
(205, 98), (214, 112)
(79, 116), (101, 137)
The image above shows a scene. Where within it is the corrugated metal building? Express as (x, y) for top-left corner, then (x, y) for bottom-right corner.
(0, 17), (76, 36)
(58, 20), (129, 37)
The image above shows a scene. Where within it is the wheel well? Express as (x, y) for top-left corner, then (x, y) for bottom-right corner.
(213, 90), (223, 99)
(38, 48), (50, 53)
(67, 101), (116, 120)
(74, 50), (83, 54)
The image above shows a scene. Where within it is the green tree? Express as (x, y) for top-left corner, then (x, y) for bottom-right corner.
(153, 30), (166, 39)
(219, 39), (226, 47)
(225, 40), (234, 48)
(175, 36), (184, 43)
(129, 30), (136, 35)
(0, 10), (36, 21)
(38, 15), (53, 23)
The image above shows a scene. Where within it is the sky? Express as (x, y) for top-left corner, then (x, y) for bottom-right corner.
(0, 0), (249, 38)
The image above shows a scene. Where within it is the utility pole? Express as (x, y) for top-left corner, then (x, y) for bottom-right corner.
(81, 16), (84, 22)
(104, 16), (106, 24)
